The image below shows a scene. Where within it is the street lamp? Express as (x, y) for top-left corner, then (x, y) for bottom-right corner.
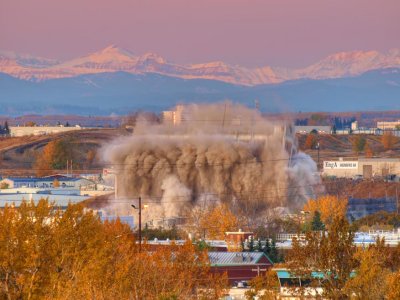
(316, 142), (320, 170)
(131, 197), (142, 252)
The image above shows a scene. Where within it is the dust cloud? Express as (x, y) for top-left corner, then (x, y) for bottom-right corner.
(102, 102), (320, 221)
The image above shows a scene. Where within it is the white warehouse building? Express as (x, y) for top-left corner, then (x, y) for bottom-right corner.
(9, 125), (83, 137)
(323, 158), (400, 179)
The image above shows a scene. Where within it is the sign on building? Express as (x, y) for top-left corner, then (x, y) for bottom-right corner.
(323, 161), (358, 170)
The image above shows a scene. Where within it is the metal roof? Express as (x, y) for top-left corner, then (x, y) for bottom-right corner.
(208, 252), (271, 266)
(3, 177), (90, 183)
(0, 193), (91, 208)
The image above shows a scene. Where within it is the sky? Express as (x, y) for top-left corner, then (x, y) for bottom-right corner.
(1, 0), (399, 68)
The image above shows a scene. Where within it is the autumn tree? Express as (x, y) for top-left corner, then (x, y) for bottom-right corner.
(53, 179), (60, 188)
(344, 241), (391, 299)
(25, 121), (36, 127)
(34, 139), (75, 176)
(288, 217), (357, 299)
(245, 270), (280, 300)
(387, 270), (400, 300)
(187, 203), (240, 240)
(86, 149), (96, 167)
(304, 133), (318, 150)
(0, 199), (227, 299)
(352, 135), (366, 155)
(381, 132), (397, 151)
(303, 195), (348, 227)
(364, 141), (374, 158)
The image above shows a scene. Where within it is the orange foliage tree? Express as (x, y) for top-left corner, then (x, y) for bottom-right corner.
(288, 217), (357, 299)
(387, 270), (400, 300)
(352, 135), (366, 155)
(364, 141), (374, 158)
(303, 195), (348, 226)
(304, 133), (318, 150)
(0, 199), (227, 299)
(381, 132), (397, 151)
(34, 139), (74, 176)
(190, 204), (240, 240)
(86, 149), (96, 167)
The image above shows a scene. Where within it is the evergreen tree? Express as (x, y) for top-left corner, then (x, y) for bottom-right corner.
(311, 211), (325, 231)
(256, 239), (262, 252)
(269, 238), (279, 263)
(4, 121), (10, 135)
(263, 238), (271, 256)
(249, 236), (255, 252)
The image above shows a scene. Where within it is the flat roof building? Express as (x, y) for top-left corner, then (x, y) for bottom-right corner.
(322, 158), (400, 179)
(295, 126), (332, 134)
(377, 120), (400, 130)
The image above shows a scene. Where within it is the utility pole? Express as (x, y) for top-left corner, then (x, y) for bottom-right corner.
(139, 196), (142, 252)
(131, 196), (142, 253)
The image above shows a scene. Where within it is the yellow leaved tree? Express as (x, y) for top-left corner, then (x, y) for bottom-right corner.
(304, 195), (348, 226)
(0, 199), (227, 299)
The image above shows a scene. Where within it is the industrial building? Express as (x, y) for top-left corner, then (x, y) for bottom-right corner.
(294, 125), (332, 134)
(9, 125), (83, 137)
(322, 158), (400, 179)
(0, 193), (92, 209)
(0, 175), (95, 189)
(377, 120), (400, 130)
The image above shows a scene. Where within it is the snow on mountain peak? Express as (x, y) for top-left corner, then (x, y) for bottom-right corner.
(138, 52), (167, 64)
(325, 50), (380, 62)
(0, 46), (399, 84)
(99, 45), (135, 57)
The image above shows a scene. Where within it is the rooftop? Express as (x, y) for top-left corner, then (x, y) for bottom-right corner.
(208, 251), (272, 266)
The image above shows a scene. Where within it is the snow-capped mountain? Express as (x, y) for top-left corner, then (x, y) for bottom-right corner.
(1, 45), (399, 85)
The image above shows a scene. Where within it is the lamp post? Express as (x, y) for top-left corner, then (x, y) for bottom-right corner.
(316, 142), (320, 170)
(131, 196), (142, 252)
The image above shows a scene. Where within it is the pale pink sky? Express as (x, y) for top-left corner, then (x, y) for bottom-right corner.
(1, 0), (399, 67)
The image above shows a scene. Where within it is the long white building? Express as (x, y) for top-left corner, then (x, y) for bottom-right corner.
(322, 158), (400, 178)
(9, 125), (83, 137)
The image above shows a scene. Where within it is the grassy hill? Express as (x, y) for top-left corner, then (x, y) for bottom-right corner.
(0, 128), (128, 176)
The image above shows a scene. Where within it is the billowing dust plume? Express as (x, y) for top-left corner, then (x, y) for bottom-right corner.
(102, 102), (320, 221)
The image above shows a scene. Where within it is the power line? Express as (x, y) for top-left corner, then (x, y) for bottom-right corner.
(0, 152), (368, 171)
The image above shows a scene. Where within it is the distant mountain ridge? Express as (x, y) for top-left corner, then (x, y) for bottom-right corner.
(1, 67), (399, 115)
(1, 46), (400, 85)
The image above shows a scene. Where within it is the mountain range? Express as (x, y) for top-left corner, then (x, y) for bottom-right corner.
(0, 46), (400, 115)
(1, 45), (400, 86)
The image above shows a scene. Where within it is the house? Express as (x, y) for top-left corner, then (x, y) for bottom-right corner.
(208, 252), (273, 285)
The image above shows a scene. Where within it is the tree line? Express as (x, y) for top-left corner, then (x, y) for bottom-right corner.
(246, 196), (400, 299)
(0, 200), (227, 299)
